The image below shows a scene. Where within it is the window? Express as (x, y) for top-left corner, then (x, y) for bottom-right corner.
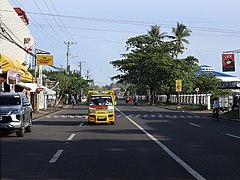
(0, 95), (21, 105)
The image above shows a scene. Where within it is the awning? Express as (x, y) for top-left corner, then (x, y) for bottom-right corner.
(17, 82), (39, 92)
(0, 54), (33, 82)
(43, 87), (56, 95)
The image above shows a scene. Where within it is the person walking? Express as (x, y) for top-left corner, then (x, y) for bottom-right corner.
(71, 96), (76, 108)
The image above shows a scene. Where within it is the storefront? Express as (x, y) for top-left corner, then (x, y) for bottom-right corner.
(0, 54), (33, 84)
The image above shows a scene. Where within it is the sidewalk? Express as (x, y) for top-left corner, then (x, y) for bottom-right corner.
(32, 107), (64, 120)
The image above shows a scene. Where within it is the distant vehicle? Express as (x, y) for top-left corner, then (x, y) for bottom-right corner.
(0, 92), (32, 137)
(87, 90), (115, 125)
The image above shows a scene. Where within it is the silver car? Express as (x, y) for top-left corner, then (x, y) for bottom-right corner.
(0, 92), (32, 137)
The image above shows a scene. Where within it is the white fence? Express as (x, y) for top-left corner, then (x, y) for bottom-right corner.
(156, 94), (212, 110)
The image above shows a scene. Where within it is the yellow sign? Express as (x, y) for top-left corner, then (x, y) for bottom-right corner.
(176, 80), (182, 92)
(36, 55), (53, 65)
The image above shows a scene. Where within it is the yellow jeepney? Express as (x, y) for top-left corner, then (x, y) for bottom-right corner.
(87, 90), (115, 125)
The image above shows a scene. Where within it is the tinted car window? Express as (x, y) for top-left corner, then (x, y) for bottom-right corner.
(0, 95), (21, 106)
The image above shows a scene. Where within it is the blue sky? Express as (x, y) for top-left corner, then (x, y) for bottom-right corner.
(8, 0), (240, 86)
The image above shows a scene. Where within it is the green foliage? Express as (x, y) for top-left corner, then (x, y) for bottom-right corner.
(111, 23), (196, 103)
(110, 22), (230, 104)
(42, 70), (89, 102)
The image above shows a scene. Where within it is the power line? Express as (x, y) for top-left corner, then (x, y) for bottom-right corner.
(20, 11), (240, 35)
(48, 0), (85, 66)
(10, 0), (65, 49)
(33, 0), (65, 43)
(43, 0), (69, 41)
(2, 8), (240, 36)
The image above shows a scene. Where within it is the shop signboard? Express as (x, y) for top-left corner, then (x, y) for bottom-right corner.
(36, 55), (53, 66)
(222, 53), (235, 72)
(7, 69), (17, 84)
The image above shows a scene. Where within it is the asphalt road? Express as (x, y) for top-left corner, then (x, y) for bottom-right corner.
(1, 102), (240, 180)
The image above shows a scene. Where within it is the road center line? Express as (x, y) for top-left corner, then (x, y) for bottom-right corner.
(225, 133), (240, 139)
(67, 133), (76, 141)
(189, 123), (201, 128)
(116, 108), (206, 180)
(49, 150), (64, 163)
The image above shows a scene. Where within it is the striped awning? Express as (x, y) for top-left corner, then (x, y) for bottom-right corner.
(0, 54), (33, 82)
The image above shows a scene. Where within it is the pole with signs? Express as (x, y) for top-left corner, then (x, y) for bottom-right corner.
(222, 49), (240, 119)
(176, 80), (182, 108)
(195, 87), (200, 105)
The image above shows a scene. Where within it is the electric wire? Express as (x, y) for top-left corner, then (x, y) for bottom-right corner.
(2, 8), (240, 36)
(33, 0), (65, 43)
(42, 0), (69, 41)
(10, 0), (65, 49)
(48, 0), (85, 67)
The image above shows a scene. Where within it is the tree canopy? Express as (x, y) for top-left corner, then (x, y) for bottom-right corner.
(110, 23), (228, 103)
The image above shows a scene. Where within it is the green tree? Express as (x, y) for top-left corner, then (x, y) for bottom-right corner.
(111, 23), (200, 105)
(111, 25), (173, 103)
(43, 70), (88, 106)
(195, 73), (232, 99)
(170, 22), (192, 58)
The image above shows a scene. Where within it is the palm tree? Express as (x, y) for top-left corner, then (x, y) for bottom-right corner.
(171, 22), (192, 58)
(170, 22), (192, 108)
(147, 25), (166, 45)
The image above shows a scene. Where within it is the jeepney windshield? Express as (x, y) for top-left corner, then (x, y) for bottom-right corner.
(90, 96), (113, 106)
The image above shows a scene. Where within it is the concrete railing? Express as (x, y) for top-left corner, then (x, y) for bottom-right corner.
(156, 94), (212, 110)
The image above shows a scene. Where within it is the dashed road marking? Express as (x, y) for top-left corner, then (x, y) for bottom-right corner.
(225, 133), (240, 140)
(44, 114), (208, 120)
(189, 123), (201, 128)
(67, 134), (76, 141)
(49, 150), (64, 163)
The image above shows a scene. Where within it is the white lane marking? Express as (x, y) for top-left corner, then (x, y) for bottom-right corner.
(189, 123), (202, 128)
(226, 133), (240, 140)
(79, 122), (83, 127)
(49, 150), (64, 163)
(194, 116), (200, 118)
(67, 134), (76, 141)
(116, 108), (206, 180)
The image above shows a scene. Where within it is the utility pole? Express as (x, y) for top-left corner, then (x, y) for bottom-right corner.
(78, 61), (86, 77)
(86, 70), (90, 81)
(64, 41), (76, 74)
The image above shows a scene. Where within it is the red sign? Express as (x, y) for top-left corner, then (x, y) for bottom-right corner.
(222, 54), (235, 72)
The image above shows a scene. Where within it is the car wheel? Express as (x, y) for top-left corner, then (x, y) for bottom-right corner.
(110, 121), (115, 125)
(16, 125), (25, 137)
(25, 116), (32, 133)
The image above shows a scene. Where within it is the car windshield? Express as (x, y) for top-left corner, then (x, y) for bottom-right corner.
(90, 96), (112, 106)
(0, 95), (21, 106)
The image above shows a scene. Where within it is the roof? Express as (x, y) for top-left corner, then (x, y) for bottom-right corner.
(196, 64), (239, 81)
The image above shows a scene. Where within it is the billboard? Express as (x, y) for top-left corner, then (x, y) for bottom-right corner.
(36, 55), (53, 66)
(222, 54), (235, 72)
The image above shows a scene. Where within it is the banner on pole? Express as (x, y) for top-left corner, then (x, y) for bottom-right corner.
(222, 54), (235, 72)
(176, 80), (182, 92)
